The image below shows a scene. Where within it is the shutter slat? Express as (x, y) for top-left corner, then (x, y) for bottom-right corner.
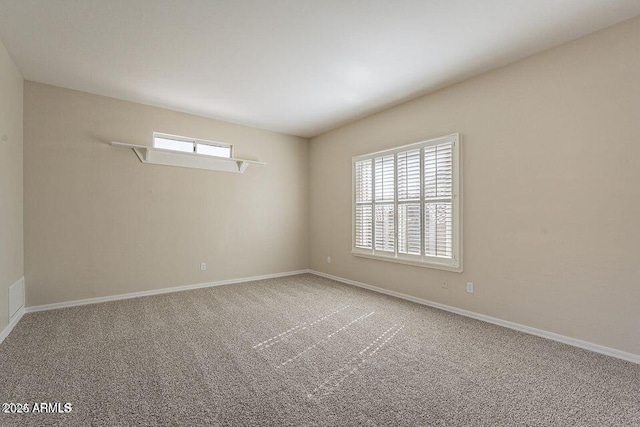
(355, 204), (373, 249)
(375, 204), (395, 252)
(398, 149), (421, 201)
(375, 155), (395, 202)
(355, 159), (372, 203)
(398, 204), (421, 255)
(355, 159), (373, 249)
(424, 142), (453, 199)
(424, 202), (452, 258)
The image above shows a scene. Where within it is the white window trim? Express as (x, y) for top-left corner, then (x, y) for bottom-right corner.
(351, 133), (463, 273)
(153, 132), (233, 158)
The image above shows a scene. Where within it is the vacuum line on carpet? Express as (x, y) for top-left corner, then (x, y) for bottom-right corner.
(254, 305), (350, 350)
(307, 324), (406, 399)
(358, 324), (397, 355)
(278, 311), (375, 368)
(253, 323), (307, 348)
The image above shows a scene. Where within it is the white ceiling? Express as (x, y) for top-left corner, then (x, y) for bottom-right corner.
(0, 1), (638, 137)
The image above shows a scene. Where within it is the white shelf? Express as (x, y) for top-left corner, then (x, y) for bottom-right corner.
(111, 141), (265, 173)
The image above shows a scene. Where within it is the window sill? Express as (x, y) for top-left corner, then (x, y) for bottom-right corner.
(351, 251), (463, 273)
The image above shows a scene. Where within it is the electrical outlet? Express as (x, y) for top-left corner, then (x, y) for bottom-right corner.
(200, 262), (207, 271)
(327, 256), (331, 264)
(442, 278), (448, 289)
(466, 282), (474, 294)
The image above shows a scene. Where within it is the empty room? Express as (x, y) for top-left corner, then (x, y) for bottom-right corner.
(1, 1), (639, 425)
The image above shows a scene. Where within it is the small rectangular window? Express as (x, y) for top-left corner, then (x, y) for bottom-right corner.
(195, 143), (232, 158)
(153, 133), (232, 158)
(352, 133), (462, 272)
(153, 136), (194, 153)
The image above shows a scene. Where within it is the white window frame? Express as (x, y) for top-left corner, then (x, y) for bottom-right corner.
(153, 132), (233, 158)
(352, 133), (463, 272)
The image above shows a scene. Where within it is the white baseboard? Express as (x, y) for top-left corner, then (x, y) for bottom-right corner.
(9, 277), (25, 320)
(25, 269), (311, 313)
(309, 270), (640, 365)
(0, 306), (25, 346)
(1, 276), (26, 346)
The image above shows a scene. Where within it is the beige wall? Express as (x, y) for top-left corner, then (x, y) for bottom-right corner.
(309, 17), (640, 355)
(0, 40), (24, 331)
(24, 82), (309, 307)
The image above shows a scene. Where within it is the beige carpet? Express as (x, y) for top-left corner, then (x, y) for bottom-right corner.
(0, 274), (638, 426)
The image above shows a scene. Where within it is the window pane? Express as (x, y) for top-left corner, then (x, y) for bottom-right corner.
(196, 143), (231, 158)
(355, 160), (372, 203)
(424, 142), (452, 199)
(397, 149), (421, 200)
(375, 155), (395, 202)
(154, 136), (194, 153)
(424, 202), (452, 258)
(355, 205), (373, 249)
(398, 204), (421, 255)
(375, 204), (395, 252)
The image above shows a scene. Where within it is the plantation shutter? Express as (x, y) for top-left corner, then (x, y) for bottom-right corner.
(352, 133), (460, 271)
(397, 149), (421, 255)
(424, 142), (453, 258)
(374, 155), (395, 252)
(375, 155), (395, 202)
(355, 160), (373, 249)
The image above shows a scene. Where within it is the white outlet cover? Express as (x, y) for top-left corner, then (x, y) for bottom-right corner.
(200, 262), (207, 271)
(466, 282), (474, 293)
